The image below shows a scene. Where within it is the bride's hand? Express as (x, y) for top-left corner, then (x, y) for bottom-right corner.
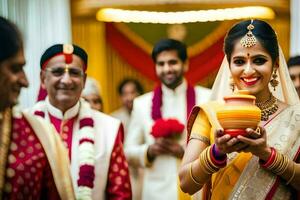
(236, 126), (271, 160)
(214, 129), (249, 155)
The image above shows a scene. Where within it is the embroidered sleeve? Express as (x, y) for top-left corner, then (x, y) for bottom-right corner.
(189, 110), (211, 145)
(106, 125), (132, 200)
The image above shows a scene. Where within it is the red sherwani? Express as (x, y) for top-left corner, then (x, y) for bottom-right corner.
(2, 110), (64, 200)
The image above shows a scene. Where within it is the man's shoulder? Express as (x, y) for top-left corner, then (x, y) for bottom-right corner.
(91, 109), (121, 126)
(134, 91), (154, 104)
(111, 108), (127, 118)
(21, 109), (52, 129)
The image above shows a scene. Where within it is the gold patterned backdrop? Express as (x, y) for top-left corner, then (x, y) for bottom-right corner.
(72, 19), (154, 113)
(72, 17), (290, 113)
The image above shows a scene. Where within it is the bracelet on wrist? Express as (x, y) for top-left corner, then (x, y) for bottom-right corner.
(260, 147), (275, 168)
(210, 144), (227, 167)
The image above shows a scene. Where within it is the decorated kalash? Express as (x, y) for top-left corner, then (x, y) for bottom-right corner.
(180, 19), (300, 200)
(30, 44), (132, 199)
(0, 17), (74, 200)
(216, 90), (261, 137)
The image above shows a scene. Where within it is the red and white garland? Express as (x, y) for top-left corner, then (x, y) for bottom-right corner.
(33, 99), (95, 200)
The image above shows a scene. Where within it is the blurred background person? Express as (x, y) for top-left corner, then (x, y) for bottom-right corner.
(82, 76), (104, 112)
(0, 16), (74, 200)
(111, 78), (144, 133)
(111, 78), (144, 200)
(287, 55), (300, 97)
(125, 38), (211, 200)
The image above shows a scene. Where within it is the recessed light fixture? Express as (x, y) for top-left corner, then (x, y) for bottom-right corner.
(96, 6), (275, 24)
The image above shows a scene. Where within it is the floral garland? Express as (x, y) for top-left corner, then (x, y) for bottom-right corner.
(151, 83), (196, 120)
(34, 99), (95, 200)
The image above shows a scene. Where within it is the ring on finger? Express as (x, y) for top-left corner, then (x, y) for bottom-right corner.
(255, 127), (261, 136)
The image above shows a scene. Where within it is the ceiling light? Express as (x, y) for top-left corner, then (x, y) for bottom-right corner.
(96, 6), (275, 24)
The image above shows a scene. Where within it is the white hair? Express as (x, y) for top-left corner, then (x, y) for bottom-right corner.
(82, 77), (101, 97)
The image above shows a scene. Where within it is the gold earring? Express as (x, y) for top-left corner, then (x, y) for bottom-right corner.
(270, 68), (279, 91)
(229, 77), (235, 92)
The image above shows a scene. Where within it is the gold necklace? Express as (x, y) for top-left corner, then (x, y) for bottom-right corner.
(256, 94), (278, 121)
(0, 108), (12, 199)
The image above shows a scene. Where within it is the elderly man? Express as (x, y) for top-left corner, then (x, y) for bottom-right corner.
(30, 44), (132, 199)
(125, 38), (211, 199)
(0, 17), (74, 199)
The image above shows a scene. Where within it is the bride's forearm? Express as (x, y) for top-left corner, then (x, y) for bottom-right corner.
(179, 159), (211, 194)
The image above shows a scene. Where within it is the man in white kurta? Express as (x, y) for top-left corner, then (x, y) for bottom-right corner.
(125, 39), (211, 200)
(30, 44), (132, 200)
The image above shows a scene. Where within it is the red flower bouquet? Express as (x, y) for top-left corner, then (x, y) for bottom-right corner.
(151, 118), (185, 139)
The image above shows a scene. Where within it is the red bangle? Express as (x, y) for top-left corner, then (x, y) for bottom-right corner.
(260, 147), (276, 168)
(210, 144), (227, 167)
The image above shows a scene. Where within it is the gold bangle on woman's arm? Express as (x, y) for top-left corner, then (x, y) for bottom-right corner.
(286, 162), (295, 185)
(189, 162), (202, 185)
(189, 158), (213, 187)
(188, 145), (228, 187)
(198, 145), (227, 175)
(260, 149), (297, 185)
(189, 134), (210, 146)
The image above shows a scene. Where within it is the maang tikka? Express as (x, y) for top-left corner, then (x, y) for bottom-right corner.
(240, 19), (257, 48)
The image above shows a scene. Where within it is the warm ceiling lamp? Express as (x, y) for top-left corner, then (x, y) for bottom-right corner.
(96, 6), (275, 24)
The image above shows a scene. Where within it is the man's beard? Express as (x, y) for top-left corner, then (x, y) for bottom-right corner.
(161, 71), (184, 90)
(162, 77), (183, 90)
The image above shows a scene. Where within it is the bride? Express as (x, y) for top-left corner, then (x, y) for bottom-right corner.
(179, 19), (300, 199)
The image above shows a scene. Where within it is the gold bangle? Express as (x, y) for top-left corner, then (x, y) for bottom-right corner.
(286, 162), (295, 185)
(268, 150), (280, 171)
(199, 149), (212, 174)
(189, 162), (201, 185)
(276, 155), (289, 175)
(189, 134), (210, 145)
(268, 152), (290, 175)
(199, 146), (219, 174)
(206, 146), (219, 170)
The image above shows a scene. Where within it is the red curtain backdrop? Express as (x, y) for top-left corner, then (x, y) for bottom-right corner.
(105, 23), (224, 85)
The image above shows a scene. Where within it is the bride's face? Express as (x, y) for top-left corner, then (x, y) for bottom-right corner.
(229, 40), (277, 100)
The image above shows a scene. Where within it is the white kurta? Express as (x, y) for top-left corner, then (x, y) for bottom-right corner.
(30, 98), (122, 200)
(125, 81), (211, 200)
(111, 107), (131, 134)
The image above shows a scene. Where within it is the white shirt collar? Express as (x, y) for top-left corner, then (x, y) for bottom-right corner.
(45, 97), (80, 120)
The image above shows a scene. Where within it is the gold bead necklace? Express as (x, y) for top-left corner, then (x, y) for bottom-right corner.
(256, 94), (278, 121)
